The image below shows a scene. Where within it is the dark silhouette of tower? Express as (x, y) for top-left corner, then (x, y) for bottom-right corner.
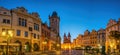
(68, 32), (71, 43)
(49, 11), (60, 35)
(49, 11), (61, 50)
(63, 33), (67, 43)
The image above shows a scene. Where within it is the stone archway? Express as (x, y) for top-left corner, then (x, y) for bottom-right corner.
(25, 42), (31, 52)
(15, 40), (22, 51)
(33, 43), (39, 51)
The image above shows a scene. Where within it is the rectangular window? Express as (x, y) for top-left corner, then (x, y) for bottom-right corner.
(34, 23), (39, 31)
(7, 20), (10, 24)
(19, 18), (21, 26)
(34, 34), (36, 38)
(17, 30), (21, 36)
(3, 19), (10, 24)
(3, 19), (6, 23)
(24, 19), (27, 27)
(29, 27), (32, 31)
(18, 18), (27, 27)
(24, 31), (28, 37)
(22, 19), (25, 26)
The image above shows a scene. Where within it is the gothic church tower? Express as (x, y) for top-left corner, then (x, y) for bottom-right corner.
(49, 11), (60, 35)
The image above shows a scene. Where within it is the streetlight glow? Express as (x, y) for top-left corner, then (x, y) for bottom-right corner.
(1, 29), (14, 55)
(8, 30), (13, 37)
(2, 31), (6, 36)
(42, 41), (47, 45)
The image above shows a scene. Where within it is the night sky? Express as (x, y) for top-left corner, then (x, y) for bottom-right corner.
(0, 0), (120, 42)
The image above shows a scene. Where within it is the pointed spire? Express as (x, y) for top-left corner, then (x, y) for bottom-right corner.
(64, 33), (66, 37)
(52, 11), (57, 16)
(63, 33), (67, 43)
(68, 32), (71, 37)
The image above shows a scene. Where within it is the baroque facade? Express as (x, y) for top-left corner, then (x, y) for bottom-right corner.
(106, 18), (120, 53)
(0, 7), (41, 52)
(74, 29), (106, 49)
(0, 7), (61, 54)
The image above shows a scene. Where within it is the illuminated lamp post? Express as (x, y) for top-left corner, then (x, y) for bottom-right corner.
(42, 41), (47, 52)
(98, 44), (102, 54)
(1, 29), (13, 55)
(57, 44), (60, 50)
(110, 40), (115, 53)
(56, 44), (60, 55)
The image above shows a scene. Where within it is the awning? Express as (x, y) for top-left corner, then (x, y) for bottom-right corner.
(0, 43), (19, 46)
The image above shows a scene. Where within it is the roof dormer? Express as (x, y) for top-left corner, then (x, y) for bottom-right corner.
(0, 7), (10, 15)
(16, 7), (28, 13)
(84, 30), (90, 35)
(31, 12), (39, 18)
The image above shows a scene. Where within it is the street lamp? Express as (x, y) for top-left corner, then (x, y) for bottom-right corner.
(98, 44), (102, 54)
(56, 44), (61, 55)
(57, 44), (60, 50)
(1, 29), (13, 55)
(57, 44), (60, 47)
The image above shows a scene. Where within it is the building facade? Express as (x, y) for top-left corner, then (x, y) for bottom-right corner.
(106, 19), (120, 53)
(41, 11), (61, 51)
(0, 7), (61, 54)
(0, 7), (41, 52)
(41, 23), (51, 51)
(72, 34), (83, 49)
(74, 29), (106, 50)
(97, 28), (106, 52)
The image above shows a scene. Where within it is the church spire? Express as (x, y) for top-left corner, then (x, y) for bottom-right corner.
(68, 32), (71, 43)
(63, 33), (67, 43)
(52, 11), (57, 16)
(68, 32), (71, 37)
(64, 33), (66, 37)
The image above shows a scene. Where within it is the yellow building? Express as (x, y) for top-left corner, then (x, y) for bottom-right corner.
(89, 30), (98, 48)
(75, 34), (83, 48)
(0, 7), (61, 54)
(72, 39), (77, 48)
(0, 7), (42, 53)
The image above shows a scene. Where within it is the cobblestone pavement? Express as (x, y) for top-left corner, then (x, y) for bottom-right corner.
(25, 50), (120, 55)
(25, 50), (88, 55)
(61, 50), (84, 55)
(25, 50), (84, 55)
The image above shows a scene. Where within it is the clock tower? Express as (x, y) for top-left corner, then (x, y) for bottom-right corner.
(49, 11), (60, 35)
